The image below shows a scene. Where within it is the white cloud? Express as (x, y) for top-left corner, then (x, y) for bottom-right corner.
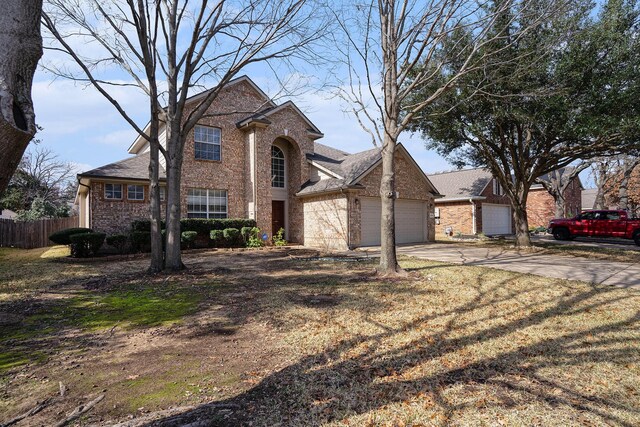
(90, 129), (138, 149)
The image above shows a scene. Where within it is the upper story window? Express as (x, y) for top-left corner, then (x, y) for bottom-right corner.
(194, 125), (221, 161)
(105, 183), (122, 199)
(493, 179), (503, 196)
(127, 184), (145, 201)
(271, 146), (285, 188)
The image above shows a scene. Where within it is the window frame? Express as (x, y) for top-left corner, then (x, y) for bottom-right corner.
(186, 188), (228, 219)
(194, 125), (222, 161)
(104, 183), (123, 200)
(492, 179), (503, 196)
(271, 145), (286, 188)
(127, 184), (145, 201)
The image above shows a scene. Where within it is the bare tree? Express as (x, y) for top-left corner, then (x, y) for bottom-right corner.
(43, 0), (325, 271)
(0, 0), (43, 194)
(614, 155), (640, 211)
(536, 163), (590, 218)
(330, 0), (555, 273)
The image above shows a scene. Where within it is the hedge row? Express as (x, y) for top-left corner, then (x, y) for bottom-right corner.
(131, 218), (256, 237)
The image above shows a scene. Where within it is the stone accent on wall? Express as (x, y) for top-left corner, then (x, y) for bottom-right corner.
(303, 193), (349, 251)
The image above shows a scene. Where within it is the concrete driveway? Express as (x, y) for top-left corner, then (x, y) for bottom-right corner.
(357, 243), (640, 288)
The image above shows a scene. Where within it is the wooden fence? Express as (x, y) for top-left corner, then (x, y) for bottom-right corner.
(0, 217), (79, 249)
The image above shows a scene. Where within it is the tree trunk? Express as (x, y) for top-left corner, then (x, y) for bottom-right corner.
(555, 192), (566, 218)
(513, 202), (531, 247)
(378, 135), (399, 273)
(164, 123), (184, 271)
(0, 0), (43, 194)
(148, 110), (163, 273)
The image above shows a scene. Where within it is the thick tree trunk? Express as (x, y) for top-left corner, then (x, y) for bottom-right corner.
(513, 202), (531, 247)
(555, 193), (566, 218)
(0, 0), (43, 194)
(379, 136), (399, 273)
(164, 124), (184, 271)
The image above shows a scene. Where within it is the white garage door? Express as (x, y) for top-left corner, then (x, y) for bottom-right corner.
(482, 204), (511, 235)
(360, 197), (427, 246)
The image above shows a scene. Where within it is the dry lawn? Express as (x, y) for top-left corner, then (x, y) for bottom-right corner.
(1, 246), (639, 426)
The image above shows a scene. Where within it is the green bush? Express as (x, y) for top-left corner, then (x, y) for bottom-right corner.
(273, 228), (287, 246)
(181, 231), (198, 249)
(240, 226), (253, 243)
(106, 234), (128, 253)
(210, 230), (225, 247)
(69, 232), (106, 258)
(246, 227), (264, 248)
(130, 231), (151, 253)
(49, 227), (93, 245)
(131, 218), (256, 248)
(131, 219), (166, 232)
(223, 228), (241, 247)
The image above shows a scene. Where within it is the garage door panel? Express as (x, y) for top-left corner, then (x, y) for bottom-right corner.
(482, 204), (511, 235)
(361, 198), (426, 246)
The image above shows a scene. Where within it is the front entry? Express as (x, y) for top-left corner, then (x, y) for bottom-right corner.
(272, 200), (285, 237)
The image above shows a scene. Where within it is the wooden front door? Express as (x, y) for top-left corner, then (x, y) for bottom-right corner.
(272, 200), (285, 237)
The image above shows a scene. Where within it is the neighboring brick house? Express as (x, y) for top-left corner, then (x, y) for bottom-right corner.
(427, 168), (512, 236)
(527, 170), (583, 227)
(76, 76), (440, 250)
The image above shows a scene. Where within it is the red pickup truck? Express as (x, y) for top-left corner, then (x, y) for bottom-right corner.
(548, 210), (640, 245)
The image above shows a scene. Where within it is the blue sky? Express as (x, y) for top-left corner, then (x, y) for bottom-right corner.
(31, 67), (455, 178)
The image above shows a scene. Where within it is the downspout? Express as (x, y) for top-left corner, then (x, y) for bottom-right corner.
(470, 198), (477, 235)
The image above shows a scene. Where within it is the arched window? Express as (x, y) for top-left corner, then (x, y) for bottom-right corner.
(271, 146), (285, 188)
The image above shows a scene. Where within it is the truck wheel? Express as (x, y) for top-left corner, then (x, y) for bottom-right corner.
(553, 227), (570, 241)
(634, 231), (640, 246)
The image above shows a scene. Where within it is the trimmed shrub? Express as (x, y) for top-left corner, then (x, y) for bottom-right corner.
(106, 234), (128, 253)
(246, 227), (264, 248)
(131, 218), (256, 248)
(223, 228), (241, 247)
(240, 226), (253, 243)
(181, 231), (198, 249)
(130, 231), (151, 253)
(210, 229), (225, 247)
(69, 232), (106, 258)
(49, 227), (93, 245)
(131, 219), (166, 232)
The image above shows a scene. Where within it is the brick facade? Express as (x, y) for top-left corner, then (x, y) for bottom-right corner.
(81, 78), (436, 249)
(301, 149), (437, 249)
(526, 178), (582, 227)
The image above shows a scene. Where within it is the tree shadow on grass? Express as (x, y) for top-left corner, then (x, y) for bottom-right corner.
(142, 270), (640, 427)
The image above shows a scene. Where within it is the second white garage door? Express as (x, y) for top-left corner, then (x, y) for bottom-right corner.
(360, 197), (427, 246)
(481, 203), (511, 235)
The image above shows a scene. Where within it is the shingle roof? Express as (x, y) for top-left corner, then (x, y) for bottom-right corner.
(531, 167), (582, 190)
(300, 143), (383, 195)
(426, 168), (492, 201)
(78, 153), (166, 181)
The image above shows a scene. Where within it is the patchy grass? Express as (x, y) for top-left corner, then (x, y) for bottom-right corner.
(1, 249), (639, 426)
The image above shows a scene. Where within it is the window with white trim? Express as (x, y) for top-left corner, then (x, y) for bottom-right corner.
(271, 146), (285, 188)
(127, 184), (145, 201)
(105, 183), (122, 199)
(194, 125), (221, 160)
(493, 179), (503, 196)
(187, 189), (227, 219)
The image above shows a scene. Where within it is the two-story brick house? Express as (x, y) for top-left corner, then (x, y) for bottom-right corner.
(75, 76), (440, 250)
